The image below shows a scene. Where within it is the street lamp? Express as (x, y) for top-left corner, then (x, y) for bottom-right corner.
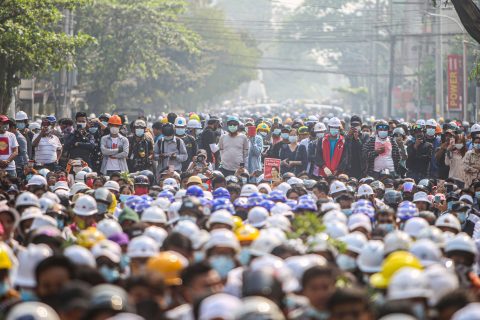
(425, 11), (468, 121)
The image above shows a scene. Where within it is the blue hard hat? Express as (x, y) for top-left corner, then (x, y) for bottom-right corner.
(158, 190), (174, 203)
(186, 185), (204, 198)
(268, 190), (286, 203)
(213, 187), (231, 200)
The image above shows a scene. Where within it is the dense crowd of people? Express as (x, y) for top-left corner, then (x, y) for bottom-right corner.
(1, 110), (480, 319)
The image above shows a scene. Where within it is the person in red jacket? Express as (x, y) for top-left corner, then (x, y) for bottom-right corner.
(315, 117), (347, 177)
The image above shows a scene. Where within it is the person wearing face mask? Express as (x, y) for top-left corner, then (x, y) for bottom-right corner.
(406, 124), (433, 182)
(445, 135), (466, 187)
(425, 119), (442, 178)
(247, 123), (265, 175)
(308, 122), (327, 178)
(87, 119), (103, 173)
(363, 120), (401, 179)
(463, 136), (480, 189)
(33, 118), (62, 172)
(64, 112), (97, 166)
(128, 119), (154, 173)
(268, 125), (290, 159)
(218, 116), (249, 177)
(360, 124), (372, 144)
(187, 119), (203, 144)
(315, 117), (347, 178)
(344, 115), (365, 179)
(279, 128), (305, 174)
(175, 117), (197, 172)
(0, 116), (18, 177)
(199, 116), (221, 167)
(155, 123), (188, 177)
(100, 115), (130, 175)
(9, 119), (29, 179)
(271, 117), (283, 145)
(15, 111), (33, 160)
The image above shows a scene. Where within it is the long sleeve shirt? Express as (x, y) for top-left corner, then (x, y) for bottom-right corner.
(154, 137), (188, 173)
(219, 133), (249, 171)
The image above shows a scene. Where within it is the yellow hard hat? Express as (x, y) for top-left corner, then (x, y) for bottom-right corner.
(77, 227), (105, 249)
(257, 122), (270, 133)
(161, 117), (168, 124)
(232, 216), (243, 231)
(235, 224), (260, 242)
(147, 251), (188, 286)
(0, 246), (12, 269)
(189, 114), (200, 121)
(370, 251), (422, 289)
(285, 118), (293, 125)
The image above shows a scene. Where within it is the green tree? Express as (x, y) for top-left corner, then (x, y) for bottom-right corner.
(0, 0), (91, 114)
(75, 0), (203, 113)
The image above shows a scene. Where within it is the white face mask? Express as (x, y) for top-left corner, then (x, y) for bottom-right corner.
(336, 254), (357, 271)
(455, 143), (463, 150)
(110, 127), (119, 135)
(316, 132), (325, 139)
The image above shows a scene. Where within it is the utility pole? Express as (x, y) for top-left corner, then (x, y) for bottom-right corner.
(372, 0), (380, 118)
(387, 36), (396, 118)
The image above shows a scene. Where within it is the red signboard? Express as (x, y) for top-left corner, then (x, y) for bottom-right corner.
(447, 54), (463, 111)
(264, 158), (281, 181)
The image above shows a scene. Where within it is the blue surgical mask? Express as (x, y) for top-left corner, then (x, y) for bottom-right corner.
(228, 125), (238, 133)
(176, 128), (186, 136)
(120, 255), (130, 270)
(316, 132), (325, 139)
(448, 201), (454, 210)
(281, 133), (289, 140)
(135, 128), (145, 137)
(0, 282), (10, 296)
(377, 223), (394, 233)
(119, 194), (130, 203)
(102, 121), (108, 127)
(17, 123), (26, 130)
(20, 289), (37, 302)
(164, 136), (174, 141)
(475, 191), (480, 200)
(342, 208), (353, 216)
(89, 127), (98, 134)
(56, 217), (64, 230)
(457, 212), (467, 225)
(412, 302), (426, 320)
(289, 136), (298, 143)
(330, 128), (339, 136)
(194, 251), (205, 263)
(179, 215), (197, 223)
(304, 307), (330, 320)
(336, 254), (357, 271)
(209, 255), (235, 279)
(99, 265), (120, 283)
(238, 248), (251, 266)
(259, 131), (268, 137)
(474, 143), (480, 150)
(378, 131), (388, 139)
(273, 129), (281, 135)
(426, 128), (436, 136)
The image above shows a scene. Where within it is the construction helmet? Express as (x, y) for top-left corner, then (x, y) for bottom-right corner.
(257, 122), (270, 133)
(77, 227), (105, 249)
(6, 302), (60, 320)
(370, 251), (422, 289)
(232, 216), (243, 231)
(189, 113), (201, 121)
(108, 115), (122, 126)
(146, 251), (189, 286)
(0, 246), (12, 269)
(387, 267), (431, 301)
(235, 224), (260, 242)
(15, 191), (40, 208)
(73, 195), (98, 216)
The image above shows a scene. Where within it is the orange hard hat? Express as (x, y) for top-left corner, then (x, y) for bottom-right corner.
(108, 115), (122, 126)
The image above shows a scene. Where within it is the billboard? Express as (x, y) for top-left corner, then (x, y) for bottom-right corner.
(447, 54), (463, 111)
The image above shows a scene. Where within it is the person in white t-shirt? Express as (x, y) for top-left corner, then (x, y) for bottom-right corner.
(0, 116), (18, 177)
(32, 118), (62, 171)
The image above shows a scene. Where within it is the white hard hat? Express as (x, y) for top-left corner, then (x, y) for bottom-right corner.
(275, 182), (291, 196)
(29, 122), (40, 131)
(322, 210), (347, 224)
(247, 206), (269, 228)
(198, 293), (241, 320)
(307, 233), (337, 255)
(424, 264), (459, 306)
(329, 181), (347, 195)
(267, 215), (291, 232)
(15, 243), (53, 287)
(250, 254), (298, 293)
(70, 182), (90, 196)
(6, 301), (60, 320)
(91, 239), (122, 264)
(143, 226), (168, 246)
(416, 119), (426, 126)
(26, 175), (47, 187)
(285, 254), (327, 287)
(204, 229), (240, 253)
(104, 180), (120, 192)
(403, 217), (429, 239)
(42, 192), (60, 204)
(74, 171), (88, 183)
(413, 191), (430, 203)
(435, 213), (461, 232)
(38, 168), (50, 178)
(174, 116), (187, 127)
(471, 123), (480, 133)
(357, 240), (385, 273)
(30, 215), (57, 232)
(64, 245), (96, 268)
(151, 197), (171, 211)
(15, 111), (28, 121)
(39, 198), (54, 214)
(235, 296), (285, 320)
(325, 221), (349, 239)
(387, 267), (431, 301)
(417, 226), (446, 248)
(173, 220), (209, 250)
(127, 235), (159, 258)
(20, 207), (42, 222)
(445, 233), (478, 255)
(426, 119), (437, 127)
(167, 201), (182, 222)
(163, 178), (178, 190)
(287, 177), (303, 186)
(340, 232), (368, 254)
(378, 315), (416, 320)
(174, 190), (186, 201)
(207, 209), (234, 229)
(141, 206), (167, 224)
(249, 231), (283, 256)
(97, 219), (122, 238)
(357, 184), (374, 197)
(328, 117), (341, 127)
(15, 191), (40, 208)
(314, 122), (327, 132)
(240, 184), (259, 197)
(347, 213), (372, 233)
(271, 203), (294, 217)
(307, 115), (319, 122)
(52, 181), (69, 192)
(452, 303), (480, 320)
(384, 230), (412, 255)
(73, 195), (98, 216)
(409, 239), (442, 267)
(187, 119), (202, 129)
(320, 202), (341, 213)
